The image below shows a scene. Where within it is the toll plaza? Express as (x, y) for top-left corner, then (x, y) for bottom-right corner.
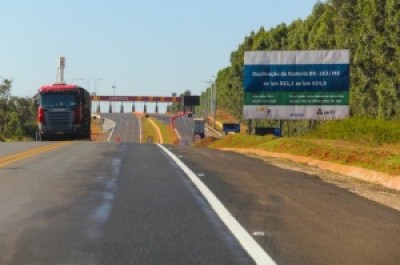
(91, 95), (181, 113)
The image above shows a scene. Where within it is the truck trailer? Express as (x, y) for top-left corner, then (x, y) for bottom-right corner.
(36, 83), (91, 140)
(193, 118), (205, 139)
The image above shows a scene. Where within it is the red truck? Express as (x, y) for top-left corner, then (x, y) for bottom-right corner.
(36, 83), (91, 140)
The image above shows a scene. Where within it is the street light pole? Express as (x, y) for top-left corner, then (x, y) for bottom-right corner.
(112, 83), (116, 113)
(212, 81), (217, 129)
(202, 77), (215, 127)
(95, 78), (103, 113)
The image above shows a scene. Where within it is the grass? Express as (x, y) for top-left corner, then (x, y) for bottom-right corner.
(140, 115), (178, 144)
(90, 117), (103, 141)
(151, 118), (179, 145)
(198, 116), (400, 176)
(141, 116), (159, 143)
(307, 116), (400, 146)
(216, 109), (238, 123)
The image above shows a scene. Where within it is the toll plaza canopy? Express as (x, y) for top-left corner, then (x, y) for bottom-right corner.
(91, 95), (181, 102)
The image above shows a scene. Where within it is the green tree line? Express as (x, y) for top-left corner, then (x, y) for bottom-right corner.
(0, 79), (36, 141)
(198, 0), (400, 122)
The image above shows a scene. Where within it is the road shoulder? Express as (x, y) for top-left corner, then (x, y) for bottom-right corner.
(220, 147), (400, 211)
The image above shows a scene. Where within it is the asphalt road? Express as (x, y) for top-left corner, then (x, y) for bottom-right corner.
(100, 113), (141, 143)
(0, 113), (399, 264)
(174, 114), (195, 145)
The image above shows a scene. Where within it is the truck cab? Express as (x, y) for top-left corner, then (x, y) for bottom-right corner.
(36, 83), (91, 140)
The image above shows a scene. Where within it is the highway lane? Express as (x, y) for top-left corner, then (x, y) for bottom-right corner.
(151, 113), (171, 125)
(99, 143), (254, 264)
(174, 115), (223, 145)
(0, 142), (254, 264)
(174, 114), (195, 145)
(100, 113), (140, 143)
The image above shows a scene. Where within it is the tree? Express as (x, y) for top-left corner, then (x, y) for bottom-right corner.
(0, 79), (37, 140)
(169, 90), (191, 113)
(0, 79), (12, 135)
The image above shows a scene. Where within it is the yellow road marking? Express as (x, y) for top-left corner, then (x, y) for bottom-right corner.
(0, 142), (72, 168)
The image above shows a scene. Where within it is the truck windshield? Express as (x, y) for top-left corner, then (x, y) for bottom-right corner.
(40, 93), (78, 108)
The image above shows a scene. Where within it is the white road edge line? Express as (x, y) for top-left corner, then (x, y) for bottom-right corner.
(157, 144), (276, 265)
(107, 124), (116, 142)
(174, 128), (181, 142)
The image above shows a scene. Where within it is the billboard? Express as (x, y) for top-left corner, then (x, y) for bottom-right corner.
(243, 50), (350, 120)
(183, 96), (200, 106)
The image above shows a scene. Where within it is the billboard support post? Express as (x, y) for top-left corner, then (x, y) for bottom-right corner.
(248, 119), (252, 134)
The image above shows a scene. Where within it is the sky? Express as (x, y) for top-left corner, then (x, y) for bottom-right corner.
(1, 0), (319, 112)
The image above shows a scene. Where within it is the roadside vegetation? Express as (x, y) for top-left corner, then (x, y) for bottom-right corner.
(0, 79), (36, 141)
(195, 0), (400, 124)
(90, 116), (103, 141)
(197, 116), (400, 176)
(150, 117), (179, 145)
(191, 0), (400, 177)
(139, 114), (177, 144)
(140, 116), (159, 144)
(306, 117), (400, 146)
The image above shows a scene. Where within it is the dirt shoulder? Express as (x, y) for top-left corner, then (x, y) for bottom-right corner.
(220, 147), (400, 211)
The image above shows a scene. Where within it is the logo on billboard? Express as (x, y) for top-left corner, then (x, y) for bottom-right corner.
(316, 108), (336, 116)
(256, 107), (272, 118)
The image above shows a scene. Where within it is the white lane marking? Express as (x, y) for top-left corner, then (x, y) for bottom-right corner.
(107, 122), (116, 142)
(157, 144), (276, 265)
(252, 231), (266, 237)
(205, 124), (223, 138)
(138, 115), (143, 143)
(174, 128), (181, 142)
